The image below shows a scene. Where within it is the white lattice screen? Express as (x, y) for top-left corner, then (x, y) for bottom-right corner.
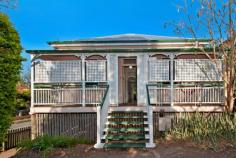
(85, 60), (107, 82)
(34, 61), (82, 83)
(149, 59), (170, 81)
(175, 59), (222, 81)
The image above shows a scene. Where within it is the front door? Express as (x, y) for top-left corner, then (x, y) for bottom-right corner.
(118, 57), (137, 106)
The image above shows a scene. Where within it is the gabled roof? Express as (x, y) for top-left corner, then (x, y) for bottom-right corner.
(48, 33), (210, 44)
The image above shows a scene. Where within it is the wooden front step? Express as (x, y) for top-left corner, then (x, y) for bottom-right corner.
(103, 110), (149, 148)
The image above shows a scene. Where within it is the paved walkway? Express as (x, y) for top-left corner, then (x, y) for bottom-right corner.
(0, 148), (17, 158)
(10, 119), (31, 130)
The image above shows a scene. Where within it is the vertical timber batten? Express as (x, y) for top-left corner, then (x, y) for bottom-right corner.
(81, 55), (86, 107)
(30, 54), (34, 109)
(170, 53), (174, 106)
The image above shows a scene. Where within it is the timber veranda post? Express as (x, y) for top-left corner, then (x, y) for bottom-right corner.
(30, 54), (36, 140)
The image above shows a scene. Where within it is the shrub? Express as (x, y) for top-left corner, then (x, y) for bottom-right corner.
(77, 136), (91, 144)
(167, 113), (236, 150)
(0, 13), (22, 143)
(18, 135), (79, 151)
(18, 135), (82, 158)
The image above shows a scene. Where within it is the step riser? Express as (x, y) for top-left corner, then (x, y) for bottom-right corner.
(104, 143), (146, 148)
(108, 118), (147, 122)
(105, 140), (148, 143)
(107, 124), (148, 128)
(106, 131), (147, 135)
(109, 113), (147, 117)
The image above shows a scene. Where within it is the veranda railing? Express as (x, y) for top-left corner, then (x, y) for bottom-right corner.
(174, 86), (224, 104)
(33, 87), (107, 105)
(146, 84), (224, 105)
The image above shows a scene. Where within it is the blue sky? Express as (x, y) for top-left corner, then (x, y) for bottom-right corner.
(6, 0), (183, 73)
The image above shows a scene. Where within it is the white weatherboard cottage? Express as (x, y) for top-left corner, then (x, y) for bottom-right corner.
(28, 34), (224, 148)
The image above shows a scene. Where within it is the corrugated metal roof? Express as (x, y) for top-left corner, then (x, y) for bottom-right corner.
(82, 33), (186, 41)
(48, 34), (208, 44)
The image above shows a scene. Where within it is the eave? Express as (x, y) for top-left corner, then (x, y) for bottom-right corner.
(26, 48), (215, 54)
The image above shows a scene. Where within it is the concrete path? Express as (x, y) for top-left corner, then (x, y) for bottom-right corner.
(10, 119), (31, 130)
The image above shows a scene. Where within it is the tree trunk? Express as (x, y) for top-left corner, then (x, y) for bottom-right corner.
(226, 84), (234, 112)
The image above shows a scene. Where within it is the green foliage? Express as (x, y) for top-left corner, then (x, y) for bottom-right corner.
(18, 135), (88, 158)
(16, 90), (30, 110)
(0, 13), (22, 143)
(77, 136), (91, 144)
(18, 135), (79, 150)
(167, 113), (236, 150)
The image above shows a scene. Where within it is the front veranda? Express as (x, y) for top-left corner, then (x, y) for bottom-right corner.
(31, 53), (224, 108)
(30, 52), (225, 148)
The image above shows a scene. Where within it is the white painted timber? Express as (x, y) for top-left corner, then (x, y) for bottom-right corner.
(33, 88), (106, 105)
(109, 106), (146, 112)
(148, 58), (170, 82)
(152, 106), (225, 112)
(81, 55), (85, 107)
(94, 106), (103, 148)
(108, 55), (118, 105)
(30, 107), (97, 114)
(31, 55), (34, 108)
(137, 54), (149, 105)
(175, 59), (223, 81)
(170, 54), (174, 106)
(34, 60), (82, 83)
(146, 105), (156, 148)
(94, 87), (110, 149)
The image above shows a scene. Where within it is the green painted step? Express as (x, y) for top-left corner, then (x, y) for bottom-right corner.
(104, 143), (146, 148)
(108, 118), (146, 123)
(107, 124), (146, 129)
(110, 111), (145, 113)
(108, 115), (146, 119)
(107, 121), (146, 125)
(105, 127), (145, 132)
(105, 134), (146, 140)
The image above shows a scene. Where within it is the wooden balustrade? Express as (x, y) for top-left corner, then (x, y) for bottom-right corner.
(34, 88), (106, 105)
(148, 87), (171, 104)
(147, 85), (224, 105)
(174, 87), (224, 104)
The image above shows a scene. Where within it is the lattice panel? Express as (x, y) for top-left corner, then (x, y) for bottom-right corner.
(34, 61), (82, 83)
(175, 59), (222, 81)
(86, 60), (107, 82)
(149, 59), (170, 81)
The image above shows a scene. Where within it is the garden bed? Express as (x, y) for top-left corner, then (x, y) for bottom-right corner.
(12, 141), (236, 158)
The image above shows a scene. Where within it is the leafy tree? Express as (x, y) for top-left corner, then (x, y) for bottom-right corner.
(0, 13), (22, 142)
(172, 0), (236, 112)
